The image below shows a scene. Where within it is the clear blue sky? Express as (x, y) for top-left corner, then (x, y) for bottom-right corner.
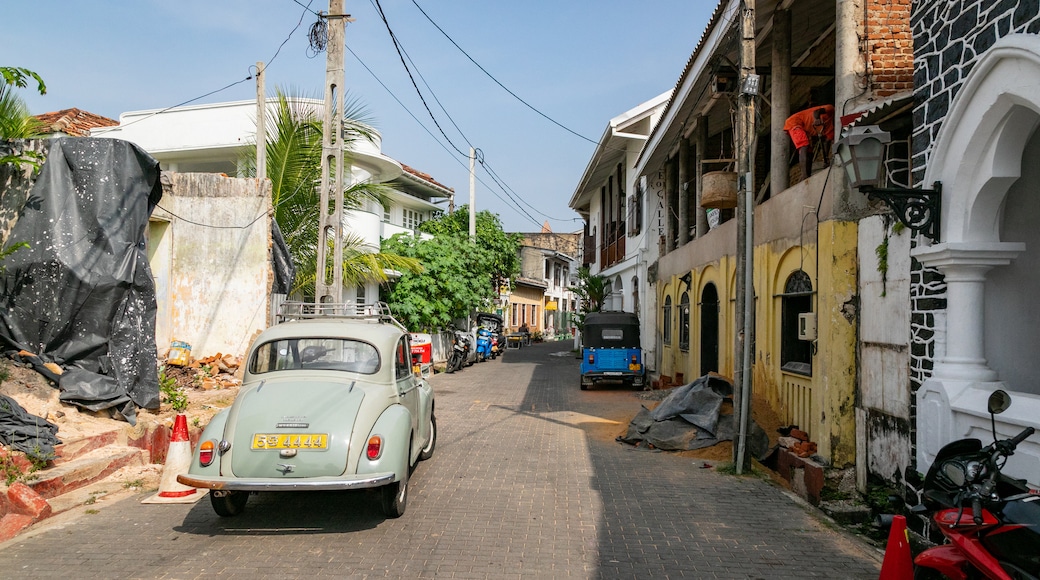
(7, 0), (713, 233)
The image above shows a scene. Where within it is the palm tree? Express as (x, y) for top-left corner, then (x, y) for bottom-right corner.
(244, 88), (421, 297)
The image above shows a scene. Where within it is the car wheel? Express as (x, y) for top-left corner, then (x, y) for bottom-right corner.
(381, 472), (408, 518)
(419, 414), (437, 461)
(580, 379), (589, 391)
(210, 491), (248, 517)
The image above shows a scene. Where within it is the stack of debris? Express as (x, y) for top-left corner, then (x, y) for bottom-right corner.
(163, 352), (243, 391)
(777, 425), (818, 458)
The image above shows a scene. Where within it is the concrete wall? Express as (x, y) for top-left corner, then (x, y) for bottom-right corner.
(151, 172), (272, 360)
(857, 215), (913, 484)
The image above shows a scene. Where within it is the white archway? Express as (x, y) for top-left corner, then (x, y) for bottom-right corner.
(914, 35), (1038, 484)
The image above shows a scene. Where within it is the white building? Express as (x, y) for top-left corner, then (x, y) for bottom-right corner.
(568, 92), (671, 373)
(93, 99), (451, 308)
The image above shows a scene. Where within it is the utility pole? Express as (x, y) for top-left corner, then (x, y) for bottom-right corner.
(316, 0), (348, 305)
(469, 147), (476, 240)
(256, 61), (266, 181)
(734, 0), (757, 474)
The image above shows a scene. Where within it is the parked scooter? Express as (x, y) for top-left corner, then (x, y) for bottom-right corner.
(475, 326), (492, 362)
(446, 326), (471, 374)
(878, 389), (1038, 579)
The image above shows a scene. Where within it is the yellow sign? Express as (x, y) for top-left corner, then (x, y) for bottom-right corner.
(545, 301), (558, 311)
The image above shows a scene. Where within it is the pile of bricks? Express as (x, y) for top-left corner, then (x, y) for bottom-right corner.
(778, 427), (817, 458)
(164, 353), (242, 390)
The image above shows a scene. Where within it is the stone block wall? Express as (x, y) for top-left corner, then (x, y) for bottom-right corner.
(912, 0), (1040, 182)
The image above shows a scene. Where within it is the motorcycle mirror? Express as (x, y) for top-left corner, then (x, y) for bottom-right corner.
(988, 389), (1011, 415)
(988, 389), (1011, 442)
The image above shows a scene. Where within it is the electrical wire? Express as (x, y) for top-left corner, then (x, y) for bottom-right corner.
(156, 204), (269, 230)
(372, 0), (468, 158)
(408, 0), (602, 147)
(364, 2), (568, 228)
(346, 44), (543, 229)
(107, 1), (317, 132)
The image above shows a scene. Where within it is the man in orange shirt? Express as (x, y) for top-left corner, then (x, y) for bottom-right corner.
(783, 104), (834, 182)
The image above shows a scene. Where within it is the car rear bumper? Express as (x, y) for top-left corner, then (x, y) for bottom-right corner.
(177, 472), (395, 491)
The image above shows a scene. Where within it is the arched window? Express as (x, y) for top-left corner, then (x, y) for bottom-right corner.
(781, 270), (813, 376)
(663, 295), (673, 345)
(679, 291), (691, 351)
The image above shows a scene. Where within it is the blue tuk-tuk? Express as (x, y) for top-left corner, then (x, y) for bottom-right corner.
(579, 311), (645, 390)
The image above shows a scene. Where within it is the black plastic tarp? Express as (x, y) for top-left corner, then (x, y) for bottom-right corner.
(0, 138), (163, 424)
(619, 374), (770, 457)
(271, 219), (295, 295)
(0, 394), (60, 461)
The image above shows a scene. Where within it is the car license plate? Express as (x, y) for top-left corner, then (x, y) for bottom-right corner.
(251, 433), (329, 450)
(604, 371), (623, 376)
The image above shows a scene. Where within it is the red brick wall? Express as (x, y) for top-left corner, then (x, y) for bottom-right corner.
(867, 0), (913, 96)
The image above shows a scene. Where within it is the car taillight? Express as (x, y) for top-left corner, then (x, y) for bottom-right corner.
(366, 435), (383, 460)
(588, 353), (595, 364)
(631, 354), (638, 363)
(199, 439), (216, 467)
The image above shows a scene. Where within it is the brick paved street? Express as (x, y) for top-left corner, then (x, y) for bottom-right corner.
(0, 339), (881, 579)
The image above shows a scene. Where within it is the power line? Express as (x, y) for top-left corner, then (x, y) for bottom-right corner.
(409, 0), (602, 147)
(371, 0), (468, 158)
(366, 1), (556, 228)
(345, 45), (543, 229)
(108, 1), (318, 131)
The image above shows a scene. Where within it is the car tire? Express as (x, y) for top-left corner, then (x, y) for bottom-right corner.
(381, 472), (408, 518)
(419, 414), (436, 461)
(210, 491), (248, 517)
(580, 380), (589, 391)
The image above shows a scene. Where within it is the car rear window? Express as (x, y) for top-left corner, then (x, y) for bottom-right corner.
(250, 338), (381, 375)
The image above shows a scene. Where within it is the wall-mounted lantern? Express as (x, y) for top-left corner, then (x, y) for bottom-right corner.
(835, 125), (942, 241)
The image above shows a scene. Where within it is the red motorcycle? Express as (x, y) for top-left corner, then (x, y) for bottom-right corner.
(880, 389), (1039, 580)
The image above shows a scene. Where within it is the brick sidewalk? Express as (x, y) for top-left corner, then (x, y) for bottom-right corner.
(0, 339), (881, 579)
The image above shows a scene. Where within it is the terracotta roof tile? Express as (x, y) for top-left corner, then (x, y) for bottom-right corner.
(400, 163), (453, 192)
(33, 108), (118, 137)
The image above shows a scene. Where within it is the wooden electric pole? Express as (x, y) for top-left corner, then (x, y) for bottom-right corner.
(734, 0), (757, 474)
(256, 61), (266, 181)
(316, 0), (348, 305)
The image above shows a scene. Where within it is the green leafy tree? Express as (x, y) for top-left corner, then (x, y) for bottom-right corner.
(569, 266), (605, 329)
(242, 88), (420, 296)
(418, 206), (521, 290)
(1, 66), (46, 169)
(383, 208), (521, 331)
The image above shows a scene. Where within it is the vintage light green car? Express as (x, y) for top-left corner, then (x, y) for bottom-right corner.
(178, 303), (436, 519)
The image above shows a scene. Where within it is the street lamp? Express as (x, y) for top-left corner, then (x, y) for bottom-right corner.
(835, 125), (942, 242)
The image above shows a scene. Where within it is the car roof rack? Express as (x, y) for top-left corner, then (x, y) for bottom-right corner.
(277, 301), (407, 331)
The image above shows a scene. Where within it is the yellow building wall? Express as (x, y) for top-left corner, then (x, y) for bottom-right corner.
(655, 219), (859, 467)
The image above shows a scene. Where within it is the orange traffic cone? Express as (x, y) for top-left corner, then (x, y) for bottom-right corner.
(142, 414), (208, 504)
(878, 514), (913, 580)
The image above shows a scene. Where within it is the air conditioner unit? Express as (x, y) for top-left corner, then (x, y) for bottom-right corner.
(798, 312), (816, 341)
